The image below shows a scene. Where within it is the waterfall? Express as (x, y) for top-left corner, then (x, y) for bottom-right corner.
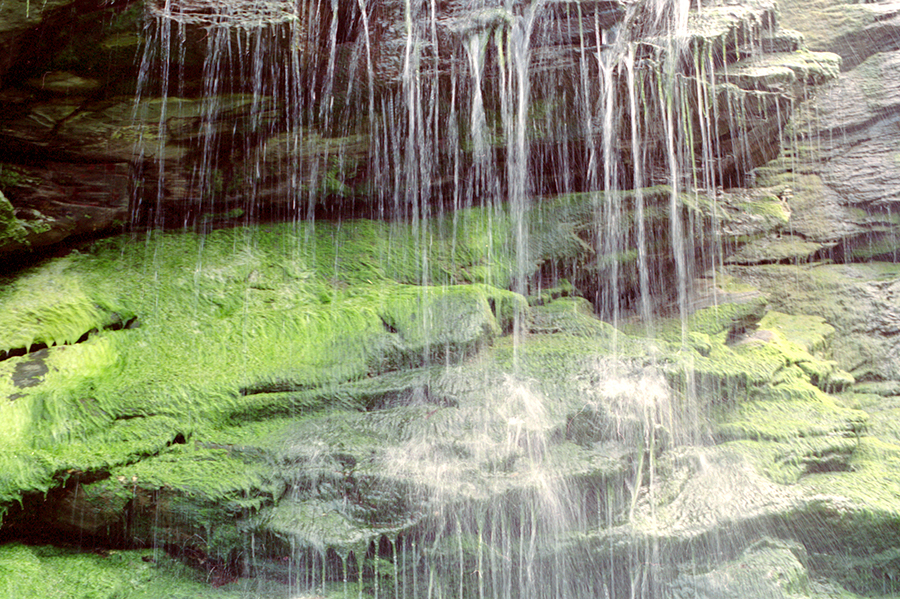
(147, 0), (719, 315)
(129, 0), (703, 584)
(0, 0), (845, 595)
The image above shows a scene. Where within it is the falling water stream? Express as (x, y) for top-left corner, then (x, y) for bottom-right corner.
(120, 0), (808, 596)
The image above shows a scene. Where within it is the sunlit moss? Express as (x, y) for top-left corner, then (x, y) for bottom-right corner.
(670, 537), (811, 596)
(0, 217), (530, 529)
(0, 259), (131, 354)
(0, 542), (306, 599)
(529, 297), (617, 337)
(0, 204), (897, 595)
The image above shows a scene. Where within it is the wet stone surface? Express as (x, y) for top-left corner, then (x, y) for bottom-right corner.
(11, 348), (49, 389)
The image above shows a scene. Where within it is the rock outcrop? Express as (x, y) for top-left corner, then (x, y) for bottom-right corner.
(0, 0), (842, 268)
(0, 0), (898, 596)
(0, 205), (896, 597)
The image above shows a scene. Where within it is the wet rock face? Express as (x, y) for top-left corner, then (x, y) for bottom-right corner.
(778, 0), (900, 71)
(0, 0), (898, 597)
(0, 214), (896, 598)
(0, 0), (141, 259)
(0, 0), (838, 263)
(801, 52), (900, 229)
(740, 50), (900, 264)
(0, 163), (130, 257)
(725, 0), (900, 267)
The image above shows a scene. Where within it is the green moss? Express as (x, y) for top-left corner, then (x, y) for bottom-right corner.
(0, 191), (28, 247)
(529, 187), (670, 259)
(0, 451), (54, 518)
(741, 195), (791, 222)
(728, 50), (841, 89)
(0, 200), (895, 595)
(657, 295), (768, 341)
(0, 542), (302, 598)
(709, 310), (865, 449)
(750, 174), (830, 236)
(777, 0), (876, 52)
(758, 311), (834, 353)
(672, 538), (811, 596)
(800, 392), (900, 515)
(729, 262), (900, 381)
(846, 232), (900, 261)
(787, 457), (900, 595)
(0, 215), (533, 534)
(716, 376), (864, 441)
(0, 260), (131, 354)
(528, 297), (616, 338)
(852, 381), (900, 397)
(727, 235), (827, 264)
(262, 498), (393, 553)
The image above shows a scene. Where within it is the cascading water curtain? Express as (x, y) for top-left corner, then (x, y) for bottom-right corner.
(125, 0), (794, 596)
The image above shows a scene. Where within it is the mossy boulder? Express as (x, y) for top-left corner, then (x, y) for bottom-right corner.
(666, 538), (811, 598)
(0, 220), (898, 595)
(731, 262), (900, 382)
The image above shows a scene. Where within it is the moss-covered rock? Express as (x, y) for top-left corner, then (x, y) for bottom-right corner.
(726, 235), (830, 265)
(0, 541), (309, 598)
(666, 537), (811, 598)
(725, 50), (842, 94)
(731, 262), (900, 382)
(0, 224), (897, 597)
(0, 217), (524, 531)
